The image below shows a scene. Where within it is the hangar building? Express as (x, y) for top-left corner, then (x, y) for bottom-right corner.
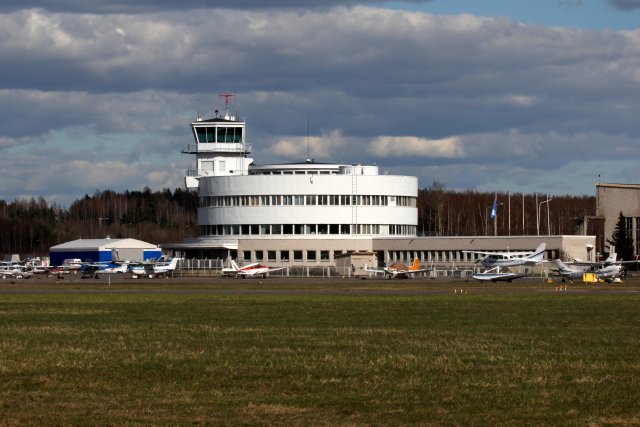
(50, 237), (162, 266)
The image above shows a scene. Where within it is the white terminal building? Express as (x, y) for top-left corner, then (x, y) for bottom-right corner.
(164, 96), (595, 269)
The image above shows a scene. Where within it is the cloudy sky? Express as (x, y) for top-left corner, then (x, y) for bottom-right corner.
(1, 0), (640, 205)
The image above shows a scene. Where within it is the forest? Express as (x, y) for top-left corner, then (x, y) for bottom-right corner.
(0, 183), (595, 258)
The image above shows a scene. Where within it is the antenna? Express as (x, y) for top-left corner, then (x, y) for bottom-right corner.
(219, 93), (235, 116)
(307, 112), (310, 160)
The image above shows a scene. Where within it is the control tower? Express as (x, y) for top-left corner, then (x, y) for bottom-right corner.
(182, 93), (253, 189)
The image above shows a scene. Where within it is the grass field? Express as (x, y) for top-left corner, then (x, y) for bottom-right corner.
(1, 279), (640, 425)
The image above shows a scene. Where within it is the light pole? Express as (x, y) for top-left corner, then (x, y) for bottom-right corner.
(537, 195), (553, 236)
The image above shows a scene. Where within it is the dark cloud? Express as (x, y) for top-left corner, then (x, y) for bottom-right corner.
(607, 0), (640, 10)
(0, 0), (432, 14)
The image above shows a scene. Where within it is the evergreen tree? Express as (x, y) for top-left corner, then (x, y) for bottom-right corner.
(608, 211), (635, 261)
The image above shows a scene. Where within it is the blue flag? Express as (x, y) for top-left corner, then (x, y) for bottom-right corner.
(490, 195), (497, 220)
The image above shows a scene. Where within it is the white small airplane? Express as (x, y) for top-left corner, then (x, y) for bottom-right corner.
(95, 263), (129, 274)
(152, 257), (181, 276)
(222, 260), (284, 278)
(80, 262), (129, 278)
(0, 263), (32, 279)
(470, 266), (529, 283)
(463, 243), (546, 269)
(364, 259), (430, 279)
(554, 258), (623, 282)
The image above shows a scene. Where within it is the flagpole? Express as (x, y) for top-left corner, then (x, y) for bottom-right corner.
(492, 193), (497, 236)
(508, 192), (511, 236)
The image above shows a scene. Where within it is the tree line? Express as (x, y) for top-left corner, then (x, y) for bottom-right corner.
(418, 182), (594, 237)
(1, 184), (596, 258)
(0, 188), (198, 257)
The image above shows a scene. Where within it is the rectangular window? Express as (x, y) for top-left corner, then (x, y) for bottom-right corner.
(241, 224), (250, 235)
(242, 251), (251, 261)
(272, 224), (281, 234)
(294, 224), (304, 234)
(282, 224), (293, 234)
(305, 224), (316, 234)
(318, 224), (328, 234)
(219, 160), (226, 172)
(306, 195), (316, 205)
(201, 161), (214, 174)
(320, 250), (330, 261)
(283, 195), (293, 205)
(281, 250), (291, 262)
(268, 251), (276, 262)
(307, 250), (317, 262)
(196, 127), (206, 143)
(250, 224), (259, 235)
(260, 224), (270, 235)
(217, 127), (228, 143)
(295, 195), (305, 205)
(255, 250), (263, 261)
(293, 250), (303, 262)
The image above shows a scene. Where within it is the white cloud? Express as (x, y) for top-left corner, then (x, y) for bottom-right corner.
(268, 130), (345, 160)
(368, 136), (465, 158)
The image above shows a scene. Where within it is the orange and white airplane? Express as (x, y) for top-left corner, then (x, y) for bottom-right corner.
(364, 259), (430, 279)
(222, 260), (284, 278)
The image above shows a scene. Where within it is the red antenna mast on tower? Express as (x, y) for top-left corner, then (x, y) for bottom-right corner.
(218, 93), (235, 115)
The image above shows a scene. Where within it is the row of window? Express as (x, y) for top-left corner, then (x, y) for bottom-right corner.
(194, 126), (243, 143)
(240, 249), (557, 264)
(200, 223), (416, 236)
(199, 194), (416, 208)
(242, 250), (331, 263)
(249, 170), (337, 175)
(388, 249), (554, 263)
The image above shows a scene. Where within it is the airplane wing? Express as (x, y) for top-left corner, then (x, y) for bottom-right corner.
(461, 250), (504, 256)
(471, 272), (529, 282)
(407, 268), (430, 274)
(363, 265), (387, 275)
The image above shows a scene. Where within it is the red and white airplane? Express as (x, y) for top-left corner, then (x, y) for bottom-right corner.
(222, 260), (284, 278)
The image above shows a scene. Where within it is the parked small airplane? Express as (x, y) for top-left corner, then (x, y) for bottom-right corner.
(80, 262), (129, 278)
(364, 259), (430, 279)
(222, 260), (284, 278)
(463, 243), (546, 268)
(554, 258), (623, 282)
(0, 262), (32, 279)
(470, 266), (529, 283)
(152, 257), (181, 277)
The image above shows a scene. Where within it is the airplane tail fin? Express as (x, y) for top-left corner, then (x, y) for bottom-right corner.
(410, 258), (420, 270)
(527, 243), (546, 263)
(603, 253), (617, 265)
(230, 260), (239, 271)
(554, 259), (568, 270)
(169, 257), (179, 269)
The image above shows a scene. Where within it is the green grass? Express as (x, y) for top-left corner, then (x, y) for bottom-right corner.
(1, 290), (640, 425)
